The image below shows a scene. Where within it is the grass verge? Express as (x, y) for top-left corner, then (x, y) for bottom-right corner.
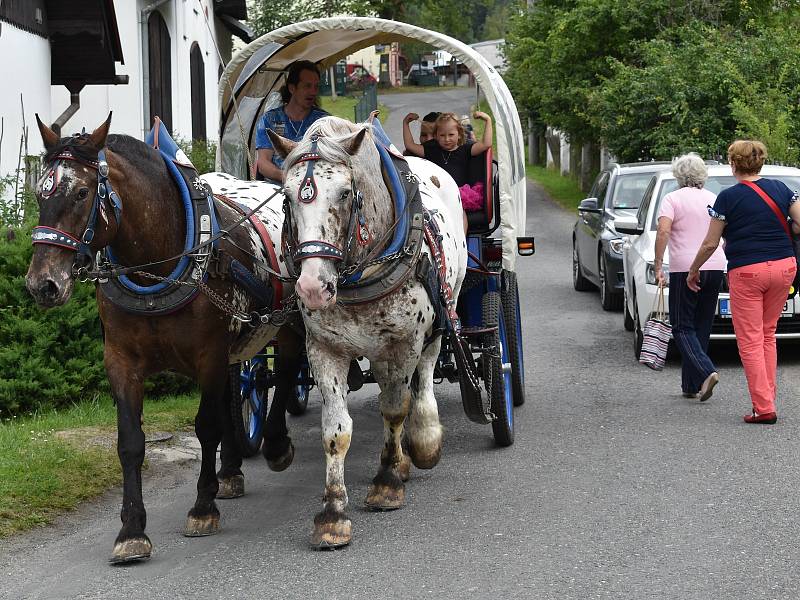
(319, 95), (390, 122)
(0, 393), (198, 537)
(525, 164), (585, 212)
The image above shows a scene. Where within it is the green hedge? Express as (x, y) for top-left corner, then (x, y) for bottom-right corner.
(0, 223), (194, 417)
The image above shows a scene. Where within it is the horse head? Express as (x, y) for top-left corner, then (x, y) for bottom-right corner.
(271, 117), (378, 311)
(26, 113), (116, 307)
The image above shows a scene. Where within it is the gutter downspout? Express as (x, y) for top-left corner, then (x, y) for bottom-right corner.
(51, 89), (82, 136)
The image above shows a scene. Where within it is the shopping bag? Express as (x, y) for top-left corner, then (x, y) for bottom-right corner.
(639, 284), (671, 371)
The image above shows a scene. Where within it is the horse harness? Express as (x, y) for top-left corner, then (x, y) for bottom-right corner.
(282, 134), (461, 338)
(32, 145), (122, 266)
(31, 129), (292, 326)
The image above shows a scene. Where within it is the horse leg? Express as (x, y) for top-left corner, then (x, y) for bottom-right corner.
(217, 374), (245, 499)
(107, 351), (151, 564)
(364, 357), (418, 511)
(371, 361), (411, 483)
(262, 328), (301, 471)
(405, 340), (444, 469)
(184, 364), (227, 537)
(307, 344), (353, 549)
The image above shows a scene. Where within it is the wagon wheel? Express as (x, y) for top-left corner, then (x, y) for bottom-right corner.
(482, 291), (514, 446)
(229, 357), (270, 457)
(502, 270), (526, 407)
(286, 357), (311, 416)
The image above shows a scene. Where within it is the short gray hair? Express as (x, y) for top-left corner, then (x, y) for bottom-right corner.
(672, 153), (707, 189)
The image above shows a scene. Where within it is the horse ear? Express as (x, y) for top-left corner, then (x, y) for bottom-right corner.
(88, 112), (113, 149)
(35, 114), (60, 149)
(344, 128), (368, 156)
(267, 130), (297, 159)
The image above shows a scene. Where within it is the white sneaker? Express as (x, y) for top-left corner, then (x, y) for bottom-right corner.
(699, 372), (719, 402)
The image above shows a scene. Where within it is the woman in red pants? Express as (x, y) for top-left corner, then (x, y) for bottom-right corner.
(688, 140), (800, 424)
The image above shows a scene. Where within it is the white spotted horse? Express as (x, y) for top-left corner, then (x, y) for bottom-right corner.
(25, 114), (302, 563)
(268, 116), (467, 548)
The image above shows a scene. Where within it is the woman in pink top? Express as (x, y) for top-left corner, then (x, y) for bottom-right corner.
(654, 153), (726, 401)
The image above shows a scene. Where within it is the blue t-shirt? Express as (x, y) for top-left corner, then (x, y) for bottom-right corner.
(709, 178), (799, 270)
(254, 106), (329, 169)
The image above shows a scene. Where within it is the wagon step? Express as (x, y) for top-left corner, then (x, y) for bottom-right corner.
(450, 331), (494, 425)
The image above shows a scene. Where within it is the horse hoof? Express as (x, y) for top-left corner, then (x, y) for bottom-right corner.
(184, 513), (220, 537)
(397, 454), (412, 482)
(109, 536), (152, 564)
(311, 516), (352, 550)
(216, 474), (245, 499)
(266, 440), (295, 472)
(364, 484), (405, 511)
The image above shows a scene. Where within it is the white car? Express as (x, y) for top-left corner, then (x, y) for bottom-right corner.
(616, 164), (800, 359)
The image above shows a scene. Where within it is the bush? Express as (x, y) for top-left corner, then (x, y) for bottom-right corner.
(176, 138), (217, 175)
(0, 223), (195, 417)
(0, 222), (106, 416)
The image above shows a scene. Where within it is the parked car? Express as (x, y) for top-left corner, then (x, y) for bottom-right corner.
(573, 162), (671, 310)
(407, 66), (437, 86)
(617, 164), (800, 359)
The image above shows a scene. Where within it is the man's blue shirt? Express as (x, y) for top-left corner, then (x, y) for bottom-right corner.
(255, 106), (329, 169)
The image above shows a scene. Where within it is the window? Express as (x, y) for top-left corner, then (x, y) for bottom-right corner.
(611, 173), (657, 209)
(190, 43), (206, 141)
(636, 177), (657, 231)
(148, 11), (172, 132)
(593, 172), (610, 206)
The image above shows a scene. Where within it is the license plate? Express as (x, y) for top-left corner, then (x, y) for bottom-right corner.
(718, 298), (794, 318)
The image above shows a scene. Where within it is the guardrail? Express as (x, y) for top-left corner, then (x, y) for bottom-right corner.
(354, 84), (378, 123)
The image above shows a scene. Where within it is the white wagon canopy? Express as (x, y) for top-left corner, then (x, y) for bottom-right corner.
(216, 17), (527, 270)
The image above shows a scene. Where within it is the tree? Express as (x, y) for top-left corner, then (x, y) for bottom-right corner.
(505, 0), (800, 161)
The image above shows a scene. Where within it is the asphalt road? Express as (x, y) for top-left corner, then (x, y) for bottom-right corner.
(4, 90), (800, 599)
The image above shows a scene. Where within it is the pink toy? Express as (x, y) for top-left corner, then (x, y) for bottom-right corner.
(459, 182), (485, 212)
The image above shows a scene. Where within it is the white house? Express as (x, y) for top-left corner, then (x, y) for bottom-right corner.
(0, 0), (251, 197)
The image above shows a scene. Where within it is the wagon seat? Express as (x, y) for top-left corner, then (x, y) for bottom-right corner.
(465, 148), (501, 236)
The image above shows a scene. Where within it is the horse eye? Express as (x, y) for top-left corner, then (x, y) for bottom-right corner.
(340, 190), (350, 200)
(77, 187), (89, 200)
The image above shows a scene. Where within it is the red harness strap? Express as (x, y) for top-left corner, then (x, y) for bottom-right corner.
(423, 218), (460, 332)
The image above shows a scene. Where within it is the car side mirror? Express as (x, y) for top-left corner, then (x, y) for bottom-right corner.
(578, 197), (601, 213)
(614, 216), (644, 236)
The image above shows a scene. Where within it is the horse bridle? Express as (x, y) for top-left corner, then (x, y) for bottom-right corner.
(31, 141), (123, 272)
(282, 134), (372, 281)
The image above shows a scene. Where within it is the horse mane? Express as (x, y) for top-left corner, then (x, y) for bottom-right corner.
(43, 133), (164, 175)
(284, 117), (382, 186)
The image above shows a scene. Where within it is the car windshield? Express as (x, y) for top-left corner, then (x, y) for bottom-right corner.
(649, 175), (800, 230)
(611, 173), (657, 209)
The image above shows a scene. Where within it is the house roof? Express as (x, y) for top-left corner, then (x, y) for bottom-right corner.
(45, 0), (125, 90)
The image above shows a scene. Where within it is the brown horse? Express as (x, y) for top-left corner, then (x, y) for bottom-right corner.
(25, 115), (300, 564)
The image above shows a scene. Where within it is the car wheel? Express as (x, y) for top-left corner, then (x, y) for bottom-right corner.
(623, 290), (635, 332)
(632, 285), (644, 360)
(573, 238), (594, 291)
(599, 252), (623, 311)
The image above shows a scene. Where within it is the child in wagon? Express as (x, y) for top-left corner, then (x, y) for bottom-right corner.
(402, 110), (493, 212)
